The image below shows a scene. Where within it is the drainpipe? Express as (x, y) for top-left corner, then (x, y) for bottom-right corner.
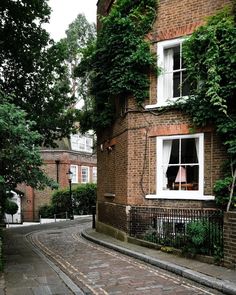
(55, 160), (60, 184)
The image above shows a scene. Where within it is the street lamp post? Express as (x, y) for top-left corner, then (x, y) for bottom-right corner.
(66, 169), (74, 220)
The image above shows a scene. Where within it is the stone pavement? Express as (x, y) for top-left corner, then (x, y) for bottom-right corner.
(82, 229), (236, 295)
(0, 220), (235, 295)
(1, 221), (85, 295)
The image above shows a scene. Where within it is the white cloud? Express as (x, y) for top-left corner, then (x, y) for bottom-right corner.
(45, 0), (97, 41)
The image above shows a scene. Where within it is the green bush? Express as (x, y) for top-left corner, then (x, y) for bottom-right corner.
(39, 183), (97, 218)
(73, 183), (96, 215)
(38, 204), (56, 218)
(214, 176), (236, 209)
(185, 220), (223, 260)
(51, 188), (71, 217)
(186, 221), (208, 251)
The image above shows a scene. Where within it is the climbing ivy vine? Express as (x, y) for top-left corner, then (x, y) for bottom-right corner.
(182, 5), (236, 210)
(76, 0), (158, 132)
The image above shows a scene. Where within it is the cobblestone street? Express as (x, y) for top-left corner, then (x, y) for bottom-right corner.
(27, 220), (222, 295)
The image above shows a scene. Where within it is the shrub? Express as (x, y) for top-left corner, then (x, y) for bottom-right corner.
(185, 220), (223, 259)
(51, 188), (71, 217)
(38, 204), (56, 218)
(73, 183), (96, 215)
(214, 176), (236, 209)
(39, 183), (97, 218)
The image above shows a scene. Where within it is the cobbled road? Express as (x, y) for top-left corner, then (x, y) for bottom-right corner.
(27, 219), (223, 295)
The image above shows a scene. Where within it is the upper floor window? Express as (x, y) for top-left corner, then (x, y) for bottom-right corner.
(158, 38), (190, 106)
(146, 38), (190, 108)
(71, 133), (93, 153)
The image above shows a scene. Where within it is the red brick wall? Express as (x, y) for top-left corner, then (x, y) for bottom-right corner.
(97, 201), (128, 232)
(20, 150), (97, 220)
(96, 0), (231, 233)
(153, 0), (230, 42)
(224, 212), (236, 269)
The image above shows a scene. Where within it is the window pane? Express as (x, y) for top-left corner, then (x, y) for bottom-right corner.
(82, 167), (89, 183)
(172, 169), (198, 191)
(173, 45), (180, 70)
(70, 165), (78, 183)
(162, 138), (199, 191)
(181, 138), (198, 163)
(166, 166), (179, 189)
(86, 138), (93, 152)
(173, 72), (180, 97)
(169, 139), (179, 164)
(182, 71), (190, 96)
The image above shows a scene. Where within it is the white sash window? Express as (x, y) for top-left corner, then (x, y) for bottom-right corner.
(146, 38), (190, 108)
(156, 134), (204, 198)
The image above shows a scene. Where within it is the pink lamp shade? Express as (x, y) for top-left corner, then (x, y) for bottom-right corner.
(175, 166), (187, 183)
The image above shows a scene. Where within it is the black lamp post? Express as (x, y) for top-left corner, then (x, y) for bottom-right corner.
(66, 169), (74, 220)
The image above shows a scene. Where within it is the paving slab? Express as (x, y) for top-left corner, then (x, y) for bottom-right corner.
(82, 228), (236, 295)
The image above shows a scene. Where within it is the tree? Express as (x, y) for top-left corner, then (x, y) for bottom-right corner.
(0, 0), (79, 147)
(5, 199), (18, 223)
(0, 91), (53, 223)
(182, 6), (236, 210)
(60, 14), (96, 105)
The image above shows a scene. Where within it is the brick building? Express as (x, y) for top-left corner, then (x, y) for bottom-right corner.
(96, 0), (232, 238)
(20, 133), (97, 221)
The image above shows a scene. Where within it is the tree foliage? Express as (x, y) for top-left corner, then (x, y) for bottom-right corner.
(0, 91), (53, 223)
(76, 0), (158, 132)
(60, 14), (96, 102)
(0, 92), (52, 192)
(182, 6), (236, 210)
(0, 0), (79, 147)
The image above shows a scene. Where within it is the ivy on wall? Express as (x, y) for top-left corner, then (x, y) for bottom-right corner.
(181, 5), (236, 210)
(76, 0), (158, 132)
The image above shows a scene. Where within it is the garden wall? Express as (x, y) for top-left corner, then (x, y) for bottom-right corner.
(224, 211), (236, 269)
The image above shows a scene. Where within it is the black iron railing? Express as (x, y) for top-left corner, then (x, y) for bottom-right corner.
(129, 207), (224, 256)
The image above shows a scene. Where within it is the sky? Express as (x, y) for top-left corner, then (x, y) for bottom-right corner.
(45, 0), (97, 41)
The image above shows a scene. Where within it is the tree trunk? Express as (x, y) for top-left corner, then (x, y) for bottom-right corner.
(227, 167), (236, 212)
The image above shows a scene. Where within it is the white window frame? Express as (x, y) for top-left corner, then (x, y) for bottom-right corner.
(146, 37), (187, 109)
(70, 165), (78, 184)
(81, 166), (90, 183)
(157, 133), (204, 199)
(146, 133), (213, 200)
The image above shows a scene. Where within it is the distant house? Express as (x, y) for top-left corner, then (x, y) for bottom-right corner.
(96, 0), (231, 237)
(20, 132), (97, 222)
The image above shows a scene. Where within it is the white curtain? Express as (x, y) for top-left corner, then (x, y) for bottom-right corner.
(163, 140), (172, 189)
(164, 48), (173, 100)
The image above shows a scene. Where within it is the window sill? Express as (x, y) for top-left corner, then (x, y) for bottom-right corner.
(145, 97), (187, 110)
(145, 194), (215, 201)
(145, 103), (166, 109)
(104, 193), (116, 198)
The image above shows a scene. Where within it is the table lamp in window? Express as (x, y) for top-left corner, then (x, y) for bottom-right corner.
(175, 166), (186, 189)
